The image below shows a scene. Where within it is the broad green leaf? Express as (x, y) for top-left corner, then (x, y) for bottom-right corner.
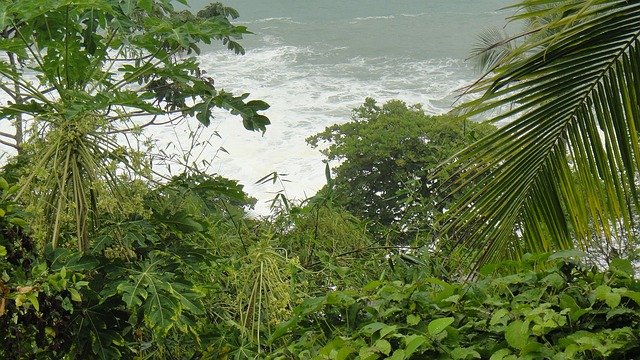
(490, 308), (511, 326)
(595, 285), (621, 308)
(489, 348), (513, 360)
(404, 335), (427, 358)
(570, 331), (602, 350)
(267, 315), (300, 344)
(549, 250), (587, 261)
(358, 346), (379, 360)
(137, 0), (153, 12)
(451, 347), (481, 359)
(26, 292), (39, 312)
(388, 349), (406, 360)
(428, 317), (454, 336)
(623, 290), (640, 306)
(407, 314), (421, 326)
(558, 294), (578, 314)
(610, 258), (635, 277)
(361, 322), (397, 339)
(294, 296), (326, 316)
(119, 283), (147, 308)
(605, 292), (621, 309)
(146, 292), (180, 334)
(541, 272), (565, 289)
(9, 217), (28, 228)
(570, 308), (591, 322)
(0, 245), (5, 257)
(505, 320), (529, 350)
(172, 282), (205, 315)
(361, 322), (387, 336)
(335, 346), (355, 360)
(375, 339), (392, 355)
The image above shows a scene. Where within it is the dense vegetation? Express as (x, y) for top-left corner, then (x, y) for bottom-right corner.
(1, 0), (640, 359)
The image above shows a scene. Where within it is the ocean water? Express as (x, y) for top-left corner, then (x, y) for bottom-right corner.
(0, 1), (518, 215)
(162, 0), (516, 215)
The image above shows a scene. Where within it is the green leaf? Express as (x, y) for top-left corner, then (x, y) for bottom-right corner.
(623, 290), (640, 306)
(490, 308), (510, 326)
(137, 0), (153, 12)
(489, 348), (513, 360)
(0, 245), (6, 257)
(428, 317), (454, 336)
(407, 314), (421, 326)
(68, 287), (82, 302)
(145, 292), (180, 334)
(119, 283), (147, 308)
(451, 347), (481, 359)
(294, 296), (326, 316)
(595, 285), (621, 308)
(26, 292), (39, 312)
(361, 322), (397, 339)
(610, 258), (635, 277)
(404, 335), (426, 358)
(0, 177), (8, 190)
(9, 217), (28, 228)
(505, 320), (529, 350)
(172, 282), (204, 315)
(375, 339), (392, 355)
(549, 250), (587, 260)
(267, 315), (300, 344)
(388, 350), (406, 360)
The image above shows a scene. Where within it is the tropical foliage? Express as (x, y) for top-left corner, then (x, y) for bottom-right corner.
(440, 0), (640, 270)
(0, 0), (269, 251)
(307, 98), (495, 243)
(268, 252), (640, 360)
(3, 0), (640, 358)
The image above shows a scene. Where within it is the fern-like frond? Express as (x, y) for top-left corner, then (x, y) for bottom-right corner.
(442, 0), (640, 270)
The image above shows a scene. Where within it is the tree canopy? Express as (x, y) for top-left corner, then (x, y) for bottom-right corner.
(308, 98), (495, 243)
(0, 0), (270, 251)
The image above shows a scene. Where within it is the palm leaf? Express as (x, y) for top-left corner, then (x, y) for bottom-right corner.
(441, 0), (640, 270)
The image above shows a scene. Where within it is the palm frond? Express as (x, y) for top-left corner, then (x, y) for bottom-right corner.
(441, 0), (640, 270)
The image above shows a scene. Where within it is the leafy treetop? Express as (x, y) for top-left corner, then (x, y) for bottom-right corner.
(307, 98), (495, 243)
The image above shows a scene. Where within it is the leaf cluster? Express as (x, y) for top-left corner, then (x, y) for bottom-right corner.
(307, 98), (495, 243)
(268, 253), (640, 359)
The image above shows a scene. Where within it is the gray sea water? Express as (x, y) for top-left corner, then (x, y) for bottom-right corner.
(163, 0), (517, 214)
(1, 1), (517, 214)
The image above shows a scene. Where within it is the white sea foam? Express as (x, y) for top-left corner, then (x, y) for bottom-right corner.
(350, 15), (395, 23)
(163, 40), (480, 215)
(0, 0), (517, 217)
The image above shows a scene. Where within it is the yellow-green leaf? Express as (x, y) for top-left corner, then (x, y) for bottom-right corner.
(407, 314), (421, 326)
(68, 288), (82, 302)
(428, 317), (454, 336)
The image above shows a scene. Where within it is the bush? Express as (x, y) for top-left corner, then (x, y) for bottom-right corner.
(269, 252), (640, 359)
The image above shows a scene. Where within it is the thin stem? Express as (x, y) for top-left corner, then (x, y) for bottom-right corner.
(51, 147), (72, 248)
(13, 144), (57, 201)
(8, 52), (23, 148)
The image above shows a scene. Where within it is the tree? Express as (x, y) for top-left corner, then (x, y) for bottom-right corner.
(440, 0), (640, 270)
(307, 98), (494, 243)
(0, 0), (269, 251)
